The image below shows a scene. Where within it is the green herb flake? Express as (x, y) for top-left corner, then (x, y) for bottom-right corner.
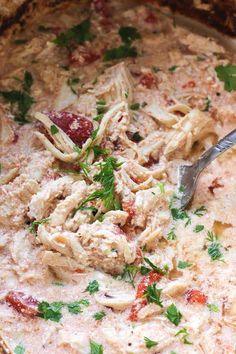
(93, 311), (106, 320)
(38, 301), (64, 322)
(215, 64), (236, 92)
(194, 224), (204, 233)
(144, 336), (158, 349)
(206, 231), (224, 262)
(86, 280), (99, 294)
(103, 44), (137, 61)
(177, 261), (192, 269)
(90, 340), (104, 354)
(193, 206), (207, 217)
(207, 303), (219, 312)
(144, 283), (163, 307)
(143, 257), (168, 275)
(120, 264), (139, 287)
(165, 303), (182, 326)
(130, 131), (143, 142)
(28, 218), (49, 235)
(14, 39), (28, 45)
(119, 26), (141, 44)
(152, 66), (160, 73)
(130, 102), (140, 110)
(53, 18), (95, 48)
(203, 96), (211, 111)
(175, 328), (193, 345)
(167, 227), (177, 240)
(67, 77), (80, 94)
(14, 345), (25, 354)
(168, 65), (178, 72)
(171, 208), (191, 226)
(50, 124), (59, 135)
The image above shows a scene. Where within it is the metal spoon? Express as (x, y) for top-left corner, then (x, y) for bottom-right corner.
(177, 129), (236, 209)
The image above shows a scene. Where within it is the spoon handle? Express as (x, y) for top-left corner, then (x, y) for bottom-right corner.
(197, 129), (236, 171)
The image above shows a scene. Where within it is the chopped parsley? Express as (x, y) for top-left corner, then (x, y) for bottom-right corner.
(215, 64), (236, 92)
(129, 131), (143, 142)
(53, 18), (95, 47)
(167, 227), (177, 240)
(144, 283), (163, 307)
(203, 96), (211, 111)
(207, 303), (219, 312)
(77, 157), (121, 212)
(119, 26), (141, 44)
(144, 336), (158, 349)
(90, 340), (103, 354)
(168, 65), (178, 72)
(130, 102), (140, 110)
(165, 303), (182, 326)
(0, 71), (34, 124)
(175, 328), (192, 345)
(104, 44), (137, 61)
(38, 301), (64, 322)
(50, 124), (59, 135)
(67, 301), (83, 314)
(194, 224), (204, 233)
(170, 208), (191, 226)
(103, 25), (140, 61)
(14, 345), (25, 354)
(28, 218), (49, 235)
(142, 257), (169, 275)
(152, 66), (160, 73)
(193, 206), (207, 217)
(120, 264), (139, 287)
(67, 77), (80, 94)
(177, 261), (192, 269)
(93, 311), (106, 320)
(86, 280), (99, 294)
(14, 39), (28, 45)
(206, 231), (224, 262)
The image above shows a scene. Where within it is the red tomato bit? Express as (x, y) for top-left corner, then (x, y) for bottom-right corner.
(186, 289), (207, 305)
(5, 291), (39, 317)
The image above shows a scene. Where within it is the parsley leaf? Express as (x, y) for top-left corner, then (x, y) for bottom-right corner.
(28, 218), (49, 235)
(103, 44), (137, 61)
(171, 208), (191, 226)
(169, 65), (178, 72)
(14, 345), (25, 354)
(0, 71), (34, 124)
(78, 157), (121, 211)
(129, 131), (143, 142)
(67, 77), (80, 94)
(165, 303), (182, 325)
(119, 26), (141, 44)
(144, 283), (163, 307)
(175, 328), (193, 345)
(93, 311), (106, 320)
(193, 206), (206, 217)
(167, 227), (177, 240)
(215, 65), (236, 92)
(120, 264), (139, 287)
(38, 301), (64, 322)
(194, 224), (204, 233)
(157, 181), (165, 194)
(203, 96), (211, 112)
(143, 257), (169, 275)
(53, 18), (95, 47)
(177, 261), (192, 269)
(130, 102), (140, 110)
(50, 124), (59, 135)
(144, 336), (158, 349)
(90, 340), (103, 354)
(207, 303), (219, 312)
(86, 280), (99, 294)
(206, 231), (224, 262)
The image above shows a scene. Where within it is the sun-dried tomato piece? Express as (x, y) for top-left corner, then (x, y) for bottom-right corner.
(69, 46), (100, 67)
(122, 200), (135, 222)
(139, 73), (158, 89)
(145, 11), (157, 23)
(208, 177), (224, 195)
(129, 271), (162, 321)
(48, 111), (93, 147)
(186, 289), (207, 305)
(5, 291), (39, 317)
